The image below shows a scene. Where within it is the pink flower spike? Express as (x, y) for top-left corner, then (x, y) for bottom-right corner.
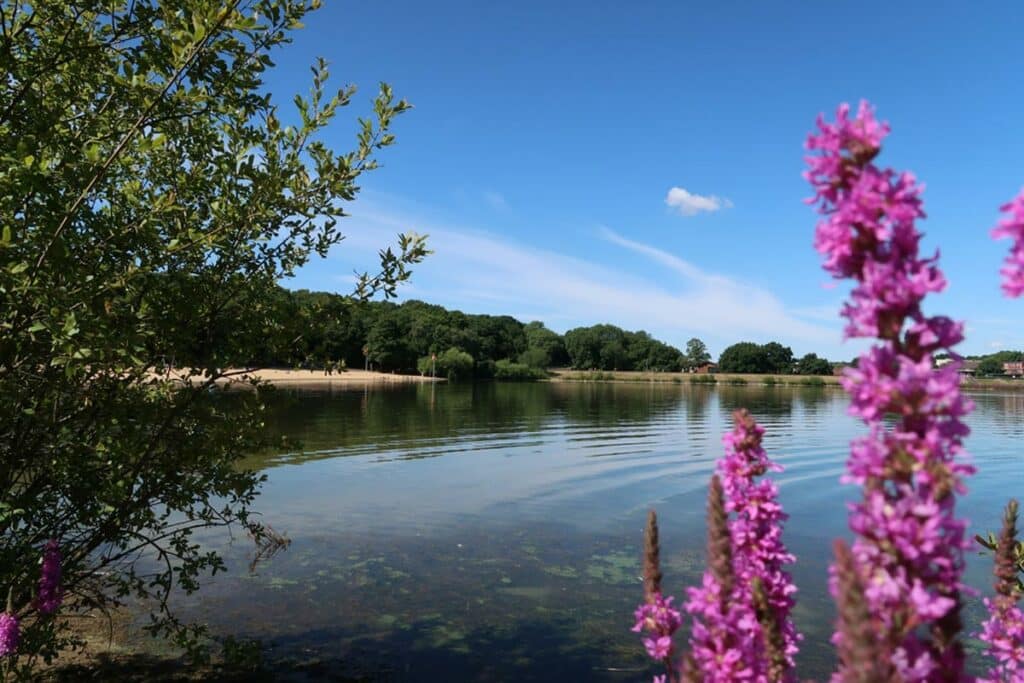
(0, 613), (18, 657)
(807, 101), (973, 681)
(992, 188), (1024, 297)
(34, 539), (63, 615)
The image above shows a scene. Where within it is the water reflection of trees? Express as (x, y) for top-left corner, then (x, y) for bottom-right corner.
(247, 382), (851, 470)
(715, 384), (840, 420)
(250, 383), (693, 468)
(550, 382), (684, 425)
(793, 387), (839, 416)
(683, 385), (713, 425)
(717, 384), (795, 418)
(970, 391), (1024, 439)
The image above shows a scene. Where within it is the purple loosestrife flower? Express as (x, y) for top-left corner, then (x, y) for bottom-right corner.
(992, 189), (1024, 297)
(635, 510), (680, 683)
(632, 592), (682, 679)
(830, 539), (899, 683)
(979, 602), (1024, 682)
(35, 539), (63, 615)
(0, 612), (18, 657)
(686, 474), (765, 682)
(717, 410), (800, 678)
(807, 101), (974, 681)
(978, 500), (1024, 682)
(644, 509), (664, 603)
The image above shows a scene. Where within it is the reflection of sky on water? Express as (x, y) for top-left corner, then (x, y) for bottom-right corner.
(170, 382), (1021, 680)
(252, 384), (856, 537)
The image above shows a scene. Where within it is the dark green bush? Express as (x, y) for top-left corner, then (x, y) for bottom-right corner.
(494, 360), (547, 381)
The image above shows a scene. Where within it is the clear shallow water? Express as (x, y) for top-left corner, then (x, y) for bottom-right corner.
(175, 382), (1024, 681)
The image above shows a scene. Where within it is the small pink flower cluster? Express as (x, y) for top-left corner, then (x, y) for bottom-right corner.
(632, 593), (682, 665)
(992, 190), (1024, 297)
(0, 612), (18, 657)
(633, 412), (798, 683)
(0, 539), (64, 659)
(686, 412), (799, 681)
(983, 189), (1024, 680)
(34, 539), (63, 615)
(685, 570), (763, 682)
(979, 597), (1024, 681)
(807, 101), (974, 680)
(716, 412), (800, 669)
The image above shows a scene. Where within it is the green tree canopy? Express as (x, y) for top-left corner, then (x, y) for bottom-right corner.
(684, 337), (711, 369)
(977, 357), (1006, 377)
(719, 342), (797, 374)
(763, 342), (795, 373)
(796, 353), (833, 376)
(718, 342), (769, 373)
(523, 321), (569, 367)
(0, 0), (426, 666)
(564, 324), (681, 371)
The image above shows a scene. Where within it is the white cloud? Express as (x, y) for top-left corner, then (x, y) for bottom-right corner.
(312, 203), (847, 357)
(665, 186), (732, 216)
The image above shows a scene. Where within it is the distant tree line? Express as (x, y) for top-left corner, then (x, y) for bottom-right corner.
(563, 325), (686, 372)
(717, 342), (833, 375)
(152, 286), (838, 378)
(152, 289), (692, 378)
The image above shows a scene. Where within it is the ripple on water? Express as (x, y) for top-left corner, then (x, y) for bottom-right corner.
(194, 382), (1015, 681)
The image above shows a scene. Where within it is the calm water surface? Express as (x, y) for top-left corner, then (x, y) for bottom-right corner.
(175, 382), (1024, 681)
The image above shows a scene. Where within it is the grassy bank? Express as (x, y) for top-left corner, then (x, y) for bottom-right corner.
(548, 369), (1024, 391)
(547, 369), (840, 386)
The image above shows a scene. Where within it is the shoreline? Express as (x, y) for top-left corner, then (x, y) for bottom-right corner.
(546, 369), (842, 386)
(546, 369), (1024, 391)
(156, 368), (445, 387)
(152, 367), (1024, 392)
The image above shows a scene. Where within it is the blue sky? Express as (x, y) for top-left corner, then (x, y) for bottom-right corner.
(267, 1), (1024, 360)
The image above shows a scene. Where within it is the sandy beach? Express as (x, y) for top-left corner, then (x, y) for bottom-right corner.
(157, 367), (444, 387)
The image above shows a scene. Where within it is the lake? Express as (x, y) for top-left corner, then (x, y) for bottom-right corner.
(172, 381), (1024, 681)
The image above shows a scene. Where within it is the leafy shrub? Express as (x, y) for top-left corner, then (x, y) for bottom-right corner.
(418, 348), (475, 381)
(493, 360), (547, 381)
(0, 0), (425, 669)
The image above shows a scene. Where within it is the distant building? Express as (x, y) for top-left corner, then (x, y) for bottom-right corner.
(959, 360), (980, 377)
(1003, 361), (1024, 377)
(935, 357), (954, 367)
(693, 362), (717, 374)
